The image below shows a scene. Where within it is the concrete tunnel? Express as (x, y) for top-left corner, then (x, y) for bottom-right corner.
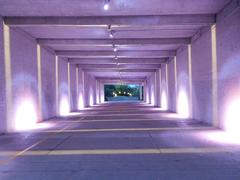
(0, 0), (240, 179)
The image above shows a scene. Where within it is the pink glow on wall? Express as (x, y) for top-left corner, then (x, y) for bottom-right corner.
(151, 91), (155, 105)
(59, 95), (70, 116)
(203, 130), (240, 145)
(89, 93), (94, 106)
(224, 97), (240, 134)
(161, 90), (168, 110)
(78, 94), (84, 109)
(177, 89), (189, 118)
(15, 98), (37, 131)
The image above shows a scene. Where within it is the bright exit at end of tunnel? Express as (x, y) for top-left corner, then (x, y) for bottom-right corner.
(104, 84), (143, 102)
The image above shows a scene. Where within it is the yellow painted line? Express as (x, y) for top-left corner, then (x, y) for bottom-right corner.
(37, 126), (213, 133)
(72, 113), (165, 117)
(0, 147), (239, 156)
(55, 118), (184, 123)
(0, 117), (85, 165)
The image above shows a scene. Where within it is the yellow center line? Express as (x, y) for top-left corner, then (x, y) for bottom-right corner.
(55, 118), (186, 123)
(35, 126), (213, 133)
(0, 117), (85, 166)
(0, 147), (239, 156)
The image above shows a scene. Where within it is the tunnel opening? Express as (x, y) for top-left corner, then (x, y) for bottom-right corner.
(104, 84), (143, 102)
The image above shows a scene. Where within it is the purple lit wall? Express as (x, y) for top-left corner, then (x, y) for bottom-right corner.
(84, 73), (97, 107)
(161, 64), (168, 110)
(0, 18), (58, 132)
(155, 69), (161, 107)
(10, 28), (38, 131)
(58, 57), (69, 116)
(175, 47), (191, 118)
(147, 73), (156, 105)
(77, 68), (85, 110)
(191, 28), (213, 124)
(217, 9), (240, 131)
(40, 47), (56, 120)
(167, 59), (177, 112)
(70, 64), (77, 111)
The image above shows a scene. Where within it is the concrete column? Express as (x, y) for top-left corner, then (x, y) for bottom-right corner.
(77, 68), (84, 109)
(139, 84), (143, 101)
(100, 82), (105, 103)
(0, 18), (7, 132)
(155, 69), (161, 107)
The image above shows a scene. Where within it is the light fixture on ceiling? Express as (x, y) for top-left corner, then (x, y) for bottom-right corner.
(107, 24), (115, 38)
(109, 31), (114, 38)
(104, 0), (110, 11)
(113, 44), (117, 52)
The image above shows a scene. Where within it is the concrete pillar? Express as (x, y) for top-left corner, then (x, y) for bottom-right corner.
(139, 84), (143, 101)
(77, 68), (84, 109)
(0, 18), (7, 132)
(155, 69), (161, 107)
(100, 82), (105, 103)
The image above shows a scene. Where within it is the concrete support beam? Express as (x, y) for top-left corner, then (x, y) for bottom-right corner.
(217, 0), (240, 21)
(100, 80), (144, 84)
(69, 58), (167, 64)
(56, 50), (176, 57)
(37, 38), (191, 45)
(84, 69), (156, 72)
(4, 15), (215, 26)
(97, 77), (145, 81)
(77, 64), (161, 69)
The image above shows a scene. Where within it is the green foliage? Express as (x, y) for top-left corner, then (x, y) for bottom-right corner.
(104, 84), (142, 100)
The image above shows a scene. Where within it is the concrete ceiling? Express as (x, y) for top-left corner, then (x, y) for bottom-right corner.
(0, 0), (231, 82)
(0, 0), (230, 16)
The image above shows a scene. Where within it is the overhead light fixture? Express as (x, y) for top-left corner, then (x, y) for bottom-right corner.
(107, 25), (111, 31)
(113, 44), (117, 52)
(107, 25), (115, 38)
(104, 0), (110, 11)
(109, 31), (114, 38)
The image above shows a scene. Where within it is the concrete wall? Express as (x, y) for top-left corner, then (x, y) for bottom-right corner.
(191, 28), (213, 124)
(175, 46), (191, 118)
(40, 46), (56, 120)
(10, 28), (38, 131)
(155, 69), (161, 107)
(167, 59), (177, 112)
(57, 57), (69, 116)
(84, 72), (96, 107)
(76, 68), (84, 109)
(70, 64), (77, 111)
(147, 73), (156, 105)
(173, 8), (240, 130)
(161, 64), (168, 110)
(217, 8), (240, 130)
(0, 20), (58, 132)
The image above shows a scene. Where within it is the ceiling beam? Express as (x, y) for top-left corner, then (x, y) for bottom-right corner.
(38, 38), (190, 45)
(83, 69), (156, 72)
(4, 15), (215, 26)
(96, 77), (145, 81)
(77, 64), (161, 69)
(56, 50), (176, 57)
(70, 58), (167, 64)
